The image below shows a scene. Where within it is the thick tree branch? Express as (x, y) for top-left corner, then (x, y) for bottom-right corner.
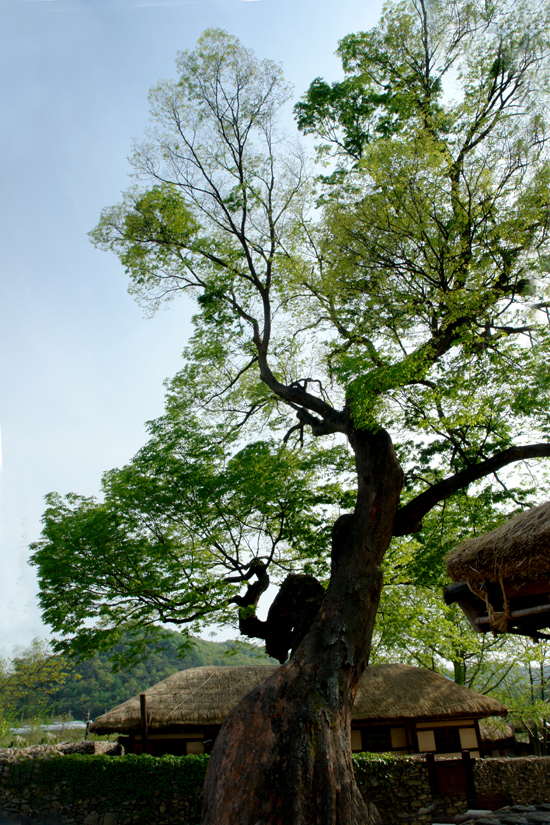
(230, 561), (270, 641)
(393, 443), (550, 536)
(257, 357), (346, 434)
(295, 408), (338, 436)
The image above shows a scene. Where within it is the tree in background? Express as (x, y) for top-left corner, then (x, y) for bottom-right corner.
(0, 641), (71, 722)
(371, 491), (533, 690)
(372, 566), (519, 693)
(493, 638), (550, 756)
(31, 4), (550, 823)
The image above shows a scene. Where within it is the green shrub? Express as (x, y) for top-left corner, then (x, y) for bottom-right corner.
(7, 752), (209, 808)
(352, 751), (417, 789)
(6, 750), (416, 814)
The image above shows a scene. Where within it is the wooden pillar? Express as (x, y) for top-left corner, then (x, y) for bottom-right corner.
(140, 693), (148, 755)
(425, 752), (438, 796)
(462, 750), (476, 807)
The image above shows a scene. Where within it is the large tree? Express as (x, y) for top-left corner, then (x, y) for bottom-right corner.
(31, 4), (550, 823)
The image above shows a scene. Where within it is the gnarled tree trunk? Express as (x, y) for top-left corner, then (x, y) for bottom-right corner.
(202, 425), (403, 825)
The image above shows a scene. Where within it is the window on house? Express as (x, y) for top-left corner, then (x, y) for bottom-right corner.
(361, 726), (392, 753)
(433, 727), (462, 753)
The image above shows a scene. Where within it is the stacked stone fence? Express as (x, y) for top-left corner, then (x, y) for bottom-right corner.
(354, 755), (434, 825)
(0, 743), (202, 825)
(475, 756), (550, 808)
(1, 744), (550, 825)
(358, 756), (550, 825)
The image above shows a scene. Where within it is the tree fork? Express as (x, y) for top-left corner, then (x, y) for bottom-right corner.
(201, 424), (403, 825)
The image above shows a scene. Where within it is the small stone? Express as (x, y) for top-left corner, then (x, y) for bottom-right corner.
(498, 818), (528, 825)
(417, 805), (436, 816)
(103, 813), (118, 825)
(83, 815), (99, 825)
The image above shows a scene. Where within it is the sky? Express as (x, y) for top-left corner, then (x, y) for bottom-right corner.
(0, 0), (385, 659)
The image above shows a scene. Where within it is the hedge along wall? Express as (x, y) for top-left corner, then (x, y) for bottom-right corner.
(1, 751), (207, 825)
(0, 751), (434, 825)
(2, 750), (550, 825)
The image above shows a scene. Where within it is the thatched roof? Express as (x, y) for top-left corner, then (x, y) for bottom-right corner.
(91, 665), (278, 735)
(89, 663), (506, 735)
(478, 719), (514, 745)
(353, 663), (506, 723)
(445, 502), (550, 587)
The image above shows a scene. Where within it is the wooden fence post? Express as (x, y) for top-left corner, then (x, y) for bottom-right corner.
(140, 693), (148, 755)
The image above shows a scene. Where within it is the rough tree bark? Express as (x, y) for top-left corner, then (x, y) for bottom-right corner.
(202, 422), (403, 825)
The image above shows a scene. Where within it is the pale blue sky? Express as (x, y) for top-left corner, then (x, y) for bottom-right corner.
(0, 0), (384, 658)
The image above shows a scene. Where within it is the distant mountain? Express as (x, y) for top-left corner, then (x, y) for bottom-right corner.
(20, 633), (275, 721)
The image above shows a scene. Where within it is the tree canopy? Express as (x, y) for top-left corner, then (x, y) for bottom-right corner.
(31, 3), (550, 671)
(0, 641), (70, 722)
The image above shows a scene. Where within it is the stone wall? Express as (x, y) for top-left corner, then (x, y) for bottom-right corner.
(0, 743), (200, 825)
(475, 756), (550, 808)
(1, 746), (550, 825)
(365, 756), (550, 824)
(356, 756), (434, 825)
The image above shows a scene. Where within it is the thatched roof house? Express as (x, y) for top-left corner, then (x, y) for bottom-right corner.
(478, 720), (516, 757)
(446, 503), (550, 587)
(444, 503), (550, 638)
(89, 663), (506, 759)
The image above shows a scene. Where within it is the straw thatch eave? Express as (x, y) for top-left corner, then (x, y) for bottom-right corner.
(478, 720), (514, 745)
(445, 502), (550, 587)
(88, 663), (506, 736)
(89, 665), (278, 735)
(353, 663), (506, 723)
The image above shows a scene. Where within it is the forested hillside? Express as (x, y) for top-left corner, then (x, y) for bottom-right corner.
(14, 634), (275, 721)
